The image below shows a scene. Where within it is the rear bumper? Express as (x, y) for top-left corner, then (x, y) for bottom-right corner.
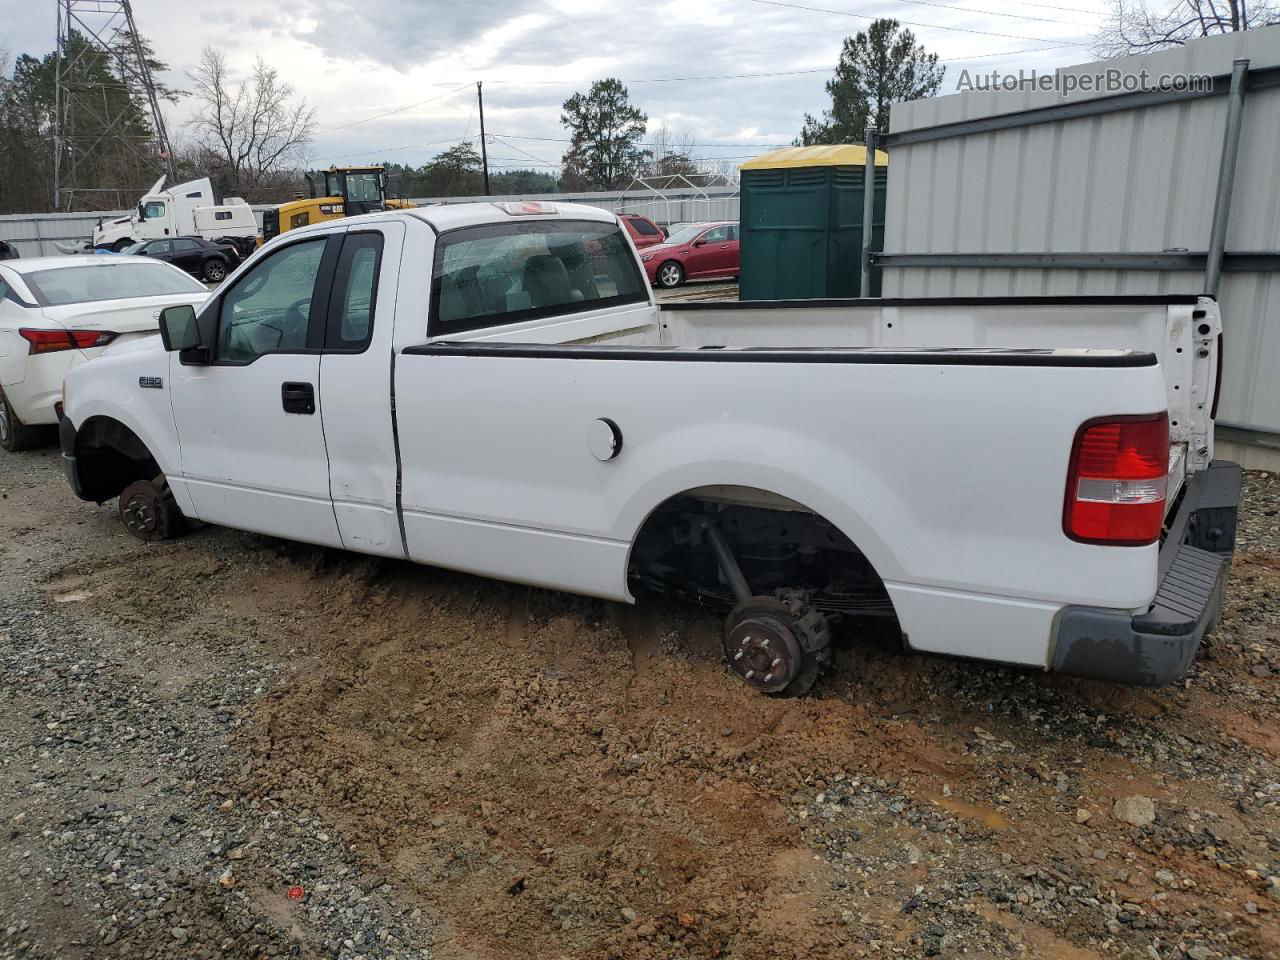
(2, 351), (80, 427)
(1051, 460), (1242, 686)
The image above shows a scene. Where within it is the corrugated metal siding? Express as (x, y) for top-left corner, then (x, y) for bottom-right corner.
(882, 29), (1280, 435)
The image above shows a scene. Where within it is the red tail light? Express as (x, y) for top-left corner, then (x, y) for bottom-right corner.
(19, 328), (118, 355)
(1064, 413), (1169, 546)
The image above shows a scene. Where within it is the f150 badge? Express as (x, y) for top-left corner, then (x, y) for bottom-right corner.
(139, 376), (163, 389)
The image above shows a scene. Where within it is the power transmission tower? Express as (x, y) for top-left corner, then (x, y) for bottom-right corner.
(53, 0), (176, 211)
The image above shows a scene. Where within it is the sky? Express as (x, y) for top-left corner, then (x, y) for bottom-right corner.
(2, 0), (1109, 174)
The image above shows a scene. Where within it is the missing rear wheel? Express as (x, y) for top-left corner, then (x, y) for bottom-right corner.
(724, 596), (829, 697)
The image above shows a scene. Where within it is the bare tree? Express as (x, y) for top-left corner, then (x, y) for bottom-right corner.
(1094, 0), (1280, 56)
(187, 48), (317, 199)
(643, 124), (699, 178)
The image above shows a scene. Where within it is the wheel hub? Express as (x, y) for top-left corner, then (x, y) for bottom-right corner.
(725, 613), (802, 693)
(122, 495), (157, 534)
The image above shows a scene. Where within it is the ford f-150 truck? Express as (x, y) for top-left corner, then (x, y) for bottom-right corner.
(58, 201), (1241, 695)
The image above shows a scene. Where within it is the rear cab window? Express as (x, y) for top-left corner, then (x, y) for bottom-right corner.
(429, 219), (648, 335)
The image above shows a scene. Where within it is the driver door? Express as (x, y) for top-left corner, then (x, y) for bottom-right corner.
(169, 234), (344, 547)
(685, 225), (732, 278)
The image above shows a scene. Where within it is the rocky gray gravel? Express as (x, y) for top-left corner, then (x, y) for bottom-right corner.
(0, 447), (432, 960)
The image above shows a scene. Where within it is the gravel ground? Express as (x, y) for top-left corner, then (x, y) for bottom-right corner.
(0, 444), (1277, 960)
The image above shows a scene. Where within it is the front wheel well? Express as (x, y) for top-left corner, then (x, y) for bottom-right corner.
(74, 417), (162, 503)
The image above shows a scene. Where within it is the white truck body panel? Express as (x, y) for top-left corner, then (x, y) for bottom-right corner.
(393, 350), (1167, 666)
(62, 203), (1235, 682)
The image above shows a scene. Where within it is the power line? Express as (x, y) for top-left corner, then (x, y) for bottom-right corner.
(314, 82), (474, 135)
(742, 0), (1090, 43)
(488, 136), (556, 167)
(491, 131), (793, 148)
(474, 45), (1080, 86)
(314, 136), (471, 163)
(869, 0), (1093, 27)
(309, 41), (1083, 150)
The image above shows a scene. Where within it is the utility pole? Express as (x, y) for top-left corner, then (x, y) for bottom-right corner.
(476, 81), (491, 196)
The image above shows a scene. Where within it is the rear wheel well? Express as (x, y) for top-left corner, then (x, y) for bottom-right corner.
(627, 488), (898, 621)
(74, 417), (162, 503)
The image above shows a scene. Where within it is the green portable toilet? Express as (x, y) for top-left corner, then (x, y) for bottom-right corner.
(738, 144), (888, 300)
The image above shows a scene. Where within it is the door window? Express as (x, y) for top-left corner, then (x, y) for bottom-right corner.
(147, 240), (172, 255)
(142, 200), (166, 219)
(727, 225), (739, 241)
(701, 226), (730, 244)
(216, 239), (326, 364)
(629, 217), (660, 236)
(172, 238), (199, 252)
(327, 233), (383, 351)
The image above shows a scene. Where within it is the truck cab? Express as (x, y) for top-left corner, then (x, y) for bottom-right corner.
(92, 176), (258, 254)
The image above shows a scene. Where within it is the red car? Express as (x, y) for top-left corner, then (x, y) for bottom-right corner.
(639, 221), (739, 289)
(618, 213), (666, 249)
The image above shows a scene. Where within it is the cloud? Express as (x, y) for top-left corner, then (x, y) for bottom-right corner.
(2, 0), (1095, 172)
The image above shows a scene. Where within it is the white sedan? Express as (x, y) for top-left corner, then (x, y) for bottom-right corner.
(0, 255), (209, 451)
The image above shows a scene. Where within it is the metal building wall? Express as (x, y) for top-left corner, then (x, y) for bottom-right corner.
(0, 189), (740, 258)
(878, 30), (1280, 441)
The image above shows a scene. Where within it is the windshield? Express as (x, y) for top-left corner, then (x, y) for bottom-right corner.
(25, 262), (206, 306)
(663, 224), (710, 246)
(345, 172), (383, 203)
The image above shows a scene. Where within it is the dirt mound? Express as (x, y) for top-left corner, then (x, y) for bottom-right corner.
(229, 547), (1280, 960)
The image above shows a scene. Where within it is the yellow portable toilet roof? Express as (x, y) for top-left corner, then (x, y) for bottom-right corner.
(740, 144), (888, 170)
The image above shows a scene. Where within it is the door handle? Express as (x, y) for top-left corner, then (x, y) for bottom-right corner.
(281, 381), (316, 415)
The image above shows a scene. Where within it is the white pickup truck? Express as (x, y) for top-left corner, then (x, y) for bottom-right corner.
(59, 201), (1241, 694)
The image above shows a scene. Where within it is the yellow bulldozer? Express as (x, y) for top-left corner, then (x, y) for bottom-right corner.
(260, 166), (416, 244)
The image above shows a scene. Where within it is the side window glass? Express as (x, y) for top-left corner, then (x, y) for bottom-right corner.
(432, 221), (647, 335)
(149, 240), (172, 255)
(174, 238), (198, 252)
(216, 239), (325, 364)
(328, 233), (383, 351)
(728, 225), (738, 242)
(703, 226), (728, 244)
(143, 201), (166, 219)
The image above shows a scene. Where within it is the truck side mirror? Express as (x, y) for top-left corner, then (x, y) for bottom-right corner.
(159, 304), (201, 352)
(137, 203), (146, 220)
